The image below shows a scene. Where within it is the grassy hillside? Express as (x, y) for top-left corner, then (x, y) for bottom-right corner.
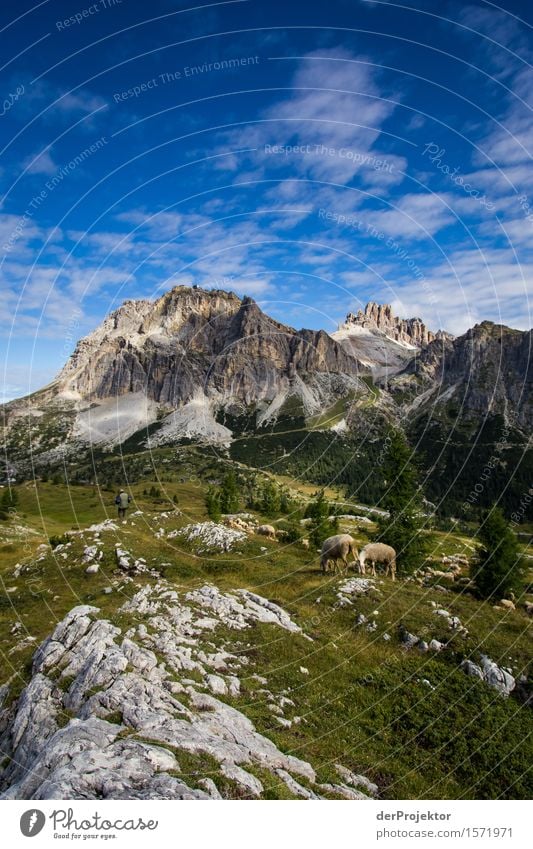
(0, 448), (531, 799)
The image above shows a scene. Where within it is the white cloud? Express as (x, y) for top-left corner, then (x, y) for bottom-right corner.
(214, 48), (407, 188)
(363, 192), (456, 239)
(385, 246), (533, 335)
(23, 148), (57, 176)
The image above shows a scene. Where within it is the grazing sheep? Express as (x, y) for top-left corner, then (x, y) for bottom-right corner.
(257, 524), (277, 539)
(320, 534), (359, 574)
(301, 538), (310, 550)
(359, 543), (397, 581)
(224, 518), (249, 531)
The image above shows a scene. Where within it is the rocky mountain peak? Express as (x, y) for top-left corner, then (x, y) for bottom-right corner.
(41, 285), (369, 448)
(340, 302), (453, 349)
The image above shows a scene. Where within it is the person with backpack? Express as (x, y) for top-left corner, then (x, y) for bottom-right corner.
(115, 489), (132, 519)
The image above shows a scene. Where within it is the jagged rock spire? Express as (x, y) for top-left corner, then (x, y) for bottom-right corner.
(341, 302), (453, 348)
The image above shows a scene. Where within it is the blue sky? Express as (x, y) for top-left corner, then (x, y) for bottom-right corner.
(1, 0), (532, 400)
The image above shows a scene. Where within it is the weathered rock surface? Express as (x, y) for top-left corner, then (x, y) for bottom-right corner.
(391, 321), (532, 429)
(0, 581), (371, 800)
(339, 302), (449, 349)
(2, 286), (371, 455)
(60, 287), (366, 414)
(176, 521), (247, 552)
(461, 655), (516, 696)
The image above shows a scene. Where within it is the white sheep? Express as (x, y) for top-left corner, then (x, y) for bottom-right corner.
(320, 534), (359, 574)
(359, 543), (397, 581)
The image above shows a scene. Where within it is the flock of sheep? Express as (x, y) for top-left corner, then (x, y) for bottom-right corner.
(253, 523), (397, 580)
(320, 534), (397, 580)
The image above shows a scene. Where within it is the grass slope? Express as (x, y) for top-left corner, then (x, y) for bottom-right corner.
(0, 451), (532, 799)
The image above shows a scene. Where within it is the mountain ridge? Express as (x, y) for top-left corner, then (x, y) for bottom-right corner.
(338, 301), (454, 348)
(1, 286), (532, 519)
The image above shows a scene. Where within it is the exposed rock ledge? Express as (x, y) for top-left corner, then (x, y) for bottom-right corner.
(0, 582), (373, 801)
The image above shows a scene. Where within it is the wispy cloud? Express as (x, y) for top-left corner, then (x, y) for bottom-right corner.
(23, 148), (57, 175)
(214, 48), (407, 188)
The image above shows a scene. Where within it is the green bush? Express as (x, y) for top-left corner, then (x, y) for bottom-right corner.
(277, 520), (302, 543)
(49, 534), (69, 549)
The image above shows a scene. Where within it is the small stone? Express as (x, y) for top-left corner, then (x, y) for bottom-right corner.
(461, 659), (483, 679)
(206, 674), (228, 695)
(336, 765), (378, 795)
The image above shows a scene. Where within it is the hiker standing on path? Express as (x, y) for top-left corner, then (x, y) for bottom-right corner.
(115, 489), (132, 520)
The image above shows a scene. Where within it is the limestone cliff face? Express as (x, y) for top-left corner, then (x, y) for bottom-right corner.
(393, 321), (533, 429)
(58, 287), (365, 408)
(340, 302), (453, 349)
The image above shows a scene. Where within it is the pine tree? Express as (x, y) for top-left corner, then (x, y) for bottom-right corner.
(261, 480), (281, 517)
(1, 487), (18, 510)
(0, 487), (18, 520)
(376, 429), (428, 574)
(306, 490), (338, 547)
(206, 487), (222, 522)
(279, 487), (293, 514)
(244, 474), (259, 509)
(220, 471), (240, 513)
(471, 507), (524, 600)
(305, 489), (328, 520)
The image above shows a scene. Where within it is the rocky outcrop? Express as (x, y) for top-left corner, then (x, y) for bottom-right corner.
(57, 288), (366, 408)
(0, 582), (373, 801)
(393, 321), (533, 429)
(461, 656), (516, 696)
(339, 302), (452, 349)
(2, 286), (371, 454)
(332, 302), (454, 379)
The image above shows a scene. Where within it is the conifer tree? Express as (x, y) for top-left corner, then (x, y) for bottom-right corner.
(205, 487), (222, 522)
(307, 490), (338, 547)
(471, 507), (523, 600)
(261, 480), (281, 517)
(219, 471), (240, 513)
(376, 429), (428, 573)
